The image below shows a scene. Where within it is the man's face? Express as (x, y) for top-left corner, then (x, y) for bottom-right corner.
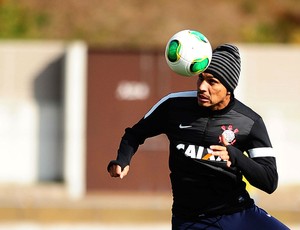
(197, 72), (231, 110)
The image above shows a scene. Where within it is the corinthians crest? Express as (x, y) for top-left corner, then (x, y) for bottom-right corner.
(220, 125), (239, 145)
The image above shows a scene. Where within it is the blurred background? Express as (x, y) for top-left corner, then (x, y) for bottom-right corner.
(0, 0), (299, 229)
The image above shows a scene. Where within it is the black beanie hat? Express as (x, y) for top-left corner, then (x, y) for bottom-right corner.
(204, 44), (241, 92)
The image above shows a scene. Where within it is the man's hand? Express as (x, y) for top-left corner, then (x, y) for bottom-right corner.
(108, 164), (130, 179)
(210, 134), (231, 167)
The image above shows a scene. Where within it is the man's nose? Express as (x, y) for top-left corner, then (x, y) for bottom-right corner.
(198, 80), (209, 91)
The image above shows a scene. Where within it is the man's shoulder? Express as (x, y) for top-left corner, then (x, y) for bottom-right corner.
(163, 91), (198, 107)
(165, 90), (197, 99)
(233, 99), (261, 120)
(144, 91), (197, 118)
(156, 90), (197, 106)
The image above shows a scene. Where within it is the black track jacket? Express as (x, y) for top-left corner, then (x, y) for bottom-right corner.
(108, 90), (278, 219)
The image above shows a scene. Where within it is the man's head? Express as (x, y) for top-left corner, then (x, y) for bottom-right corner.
(197, 44), (241, 110)
(204, 44), (241, 93)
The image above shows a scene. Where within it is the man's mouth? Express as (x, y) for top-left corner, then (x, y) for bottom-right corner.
(198, 93), (210, 103)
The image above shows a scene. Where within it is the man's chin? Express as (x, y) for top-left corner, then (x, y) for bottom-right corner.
(197, 101), (210, 107)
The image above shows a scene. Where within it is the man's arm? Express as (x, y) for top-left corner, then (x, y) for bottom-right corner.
(107, 96), (169, 178)
(228, 117), (278, 194)
(228, 145), (278, 193)
(212, 117), (278, 194)
(107, 130), (140, 178)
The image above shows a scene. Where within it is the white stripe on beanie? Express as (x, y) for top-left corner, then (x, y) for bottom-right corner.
(204, 44), (241, 92)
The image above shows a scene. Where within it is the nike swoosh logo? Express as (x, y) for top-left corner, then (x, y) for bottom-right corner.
(179, 124), (192, 129)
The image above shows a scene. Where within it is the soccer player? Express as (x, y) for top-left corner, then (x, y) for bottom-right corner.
(107, 44), (289, 229)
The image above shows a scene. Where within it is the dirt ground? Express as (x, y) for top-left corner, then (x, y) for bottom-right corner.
(0, 183), (299, 229)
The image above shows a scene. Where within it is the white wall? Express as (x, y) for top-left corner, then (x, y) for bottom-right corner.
(0, 41), (65, 183)
(236, 44), (300, 185)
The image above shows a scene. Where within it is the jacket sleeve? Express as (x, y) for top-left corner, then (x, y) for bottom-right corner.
(107, 98), (168, 171)
(228, 117), (278, 194)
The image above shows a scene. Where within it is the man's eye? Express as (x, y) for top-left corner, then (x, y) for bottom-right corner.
(208, 79), (217, 84)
